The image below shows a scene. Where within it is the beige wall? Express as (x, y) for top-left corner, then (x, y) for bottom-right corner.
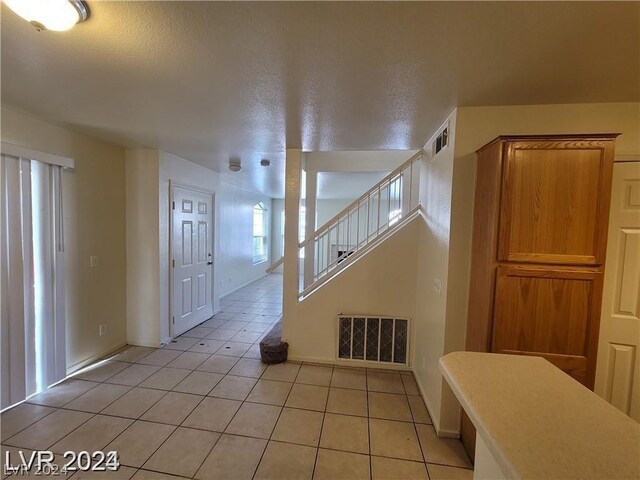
(416, 102), (640, 436)
(1, 106), (127, 372)
(125, 149), (161, 346)
(413, 110), (461, 435)
(283, 217), (420, 365)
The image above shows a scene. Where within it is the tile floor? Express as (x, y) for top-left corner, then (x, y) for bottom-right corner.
(1, 274), (473, 479)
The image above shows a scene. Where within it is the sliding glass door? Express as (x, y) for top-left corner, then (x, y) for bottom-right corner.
(0, 154), (66, 410)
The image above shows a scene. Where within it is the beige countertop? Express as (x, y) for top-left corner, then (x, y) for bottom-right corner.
(440, 351), (640, 480)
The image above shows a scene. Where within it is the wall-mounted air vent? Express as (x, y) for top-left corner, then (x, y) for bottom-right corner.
(337, 315), (409, 365)
(433, 127), (449, 156)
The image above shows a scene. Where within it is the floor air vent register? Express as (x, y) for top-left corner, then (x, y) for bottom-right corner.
(338, 315), (409, 365)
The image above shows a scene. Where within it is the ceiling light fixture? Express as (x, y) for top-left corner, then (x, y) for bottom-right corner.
(228, 158), (242, 173)
(4, 0), (90, 32)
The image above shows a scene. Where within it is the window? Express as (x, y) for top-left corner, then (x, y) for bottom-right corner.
(279, 206), (306, 259)
(252, 202), (267, 263)
(299, 205), (306, 258)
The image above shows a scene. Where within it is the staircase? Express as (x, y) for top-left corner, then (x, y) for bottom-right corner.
(298, 150), (422, 299)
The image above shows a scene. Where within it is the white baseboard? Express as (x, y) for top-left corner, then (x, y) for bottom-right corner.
(286, 354), (412, 371)
(412, 367), (460, 438)
(66, 340), (127, 376)
(126, 339), (162, 348)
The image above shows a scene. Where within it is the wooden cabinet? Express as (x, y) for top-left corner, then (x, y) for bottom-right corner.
(462, 134), (617, 460)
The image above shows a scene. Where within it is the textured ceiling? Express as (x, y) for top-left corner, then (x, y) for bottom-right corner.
(2, 1), (639, 196)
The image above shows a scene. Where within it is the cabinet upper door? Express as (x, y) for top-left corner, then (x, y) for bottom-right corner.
(498, 138), (615, 265)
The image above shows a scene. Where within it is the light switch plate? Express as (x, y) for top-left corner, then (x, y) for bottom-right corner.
(90, 256), (99, 268)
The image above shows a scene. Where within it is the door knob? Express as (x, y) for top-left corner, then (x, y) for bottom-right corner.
(207, 261), (213, 265)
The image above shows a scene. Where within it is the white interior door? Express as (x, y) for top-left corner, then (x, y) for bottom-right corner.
(595, 161), (640, 421)
(172, 186), (214, 336)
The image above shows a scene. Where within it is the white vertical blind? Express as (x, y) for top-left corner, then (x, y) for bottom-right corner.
(0, 154), (66, 410)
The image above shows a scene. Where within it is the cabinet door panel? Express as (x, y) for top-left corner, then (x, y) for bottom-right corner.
(492, 266), (602, 387)
(498, 140), (614, 265)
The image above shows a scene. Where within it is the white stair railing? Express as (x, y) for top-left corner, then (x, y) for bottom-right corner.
(298, 150), (422, 298)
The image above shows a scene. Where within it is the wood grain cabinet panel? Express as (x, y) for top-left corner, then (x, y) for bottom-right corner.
(492, 266), (603, 386)
(498, 139), (615, 266)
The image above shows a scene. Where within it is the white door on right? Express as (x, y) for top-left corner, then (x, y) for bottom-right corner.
(595, 161), (640, 421)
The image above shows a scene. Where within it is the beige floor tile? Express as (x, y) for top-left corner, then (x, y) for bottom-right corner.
(197, 354), (239, 374)
(254, 441), (316, 480)
(73, 361), (130, 382)
(367, 371), (405, 394)
(416, 425), (471, 468)
(368, 392), (412, 422)
(181, 326), (214, 339)
(209, 375), (257, 400)
(285, 384), (328, 412)
(247, 379), (293, 406)
(243, 322), (270, 333)
(271, 408), (323, 447)
(427, 464), (474, 480)
(106, 364), (161, 387)
(369, 418), (423, 462)
(26, 379), (98, 407)
(132, 469), (190, 480)
(314, 448), (371, 480)
(231, 330), (263, 343)
(63, 383), (131, 413)
(71, 466), (138, 479)
(105, 420), (176, 468)
(371, 456), (429, 480)
(4, 408), (92, 450)
(166, 352), (211, 370)
(408, 395), (432, 424)
(143, 427), (220, 478)
(189, 339), (227, 354)
(243, 344), (263, 359)
(320, 413), (369, 454)
(326, 388), (368, 417)
(173, 371), (223, 395)
(50, 414), (132, 454)
(183, 397), (241, 432)
(216, 341), (253, 357)
(296, 365), (333, 387)
(223, 320), (250, 331)
(331, 368), (366, 390)
(400, 373), (420, 396)
(140, 391), (203, 425)
(261, 362), (301, 382)
(1, 403), (56, 440)
(139, 367), (190, 390)
(137, 349), (182, 366)
(110, 346), (156, 363)
(228, 358), (267, 378)
(206, 328), (237, 341)
(164, 336), (200, 351)
(101, 387), (167, 419)
(225, 402), (281, 439)
(196, 434), (267, 480)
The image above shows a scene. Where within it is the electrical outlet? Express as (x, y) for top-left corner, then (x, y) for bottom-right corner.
(433, 278), (442, 296)
(99, 323), (107, 336)
(90, 256), (99, 268)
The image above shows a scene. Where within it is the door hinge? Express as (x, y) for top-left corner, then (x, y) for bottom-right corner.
(172, 316), (175, 325)
(172, 259), (175, 267)
(172, 201), (176, 210)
